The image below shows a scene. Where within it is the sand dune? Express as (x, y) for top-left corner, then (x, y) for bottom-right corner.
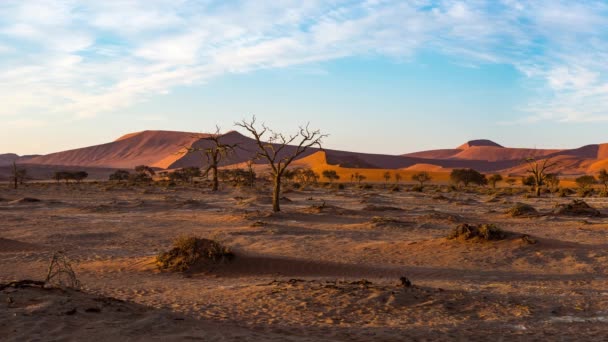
(25, 130), (203, 169)
(7, 130), (608, 178)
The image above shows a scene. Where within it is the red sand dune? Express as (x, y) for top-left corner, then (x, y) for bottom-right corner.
(25, 130), (203, 169)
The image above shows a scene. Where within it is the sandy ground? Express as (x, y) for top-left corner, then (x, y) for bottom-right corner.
(2, 182), (608, 341)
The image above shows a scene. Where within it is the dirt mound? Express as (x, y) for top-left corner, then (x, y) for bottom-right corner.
(447, 223), (507, 241)
(370, 216), (414, 229)
(156, 236), (234, 272)
(0, 238), (41, 252)
(0, 281), (261, 341)
(301, 202), (350, 215)
(8, 197), (41, 204)
(506, 203), (538, 217)
(362, 205), (403, 212)
(419, 211), (463, 222)
(177, 199), (213, 210)
(553, 200), (600, 217)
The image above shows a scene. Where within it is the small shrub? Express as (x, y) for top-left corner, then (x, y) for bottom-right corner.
(577, 187), (594, 198)
(447, 223), (506, 241)
(156, 236), (234, 272)
(506, 203), (538, 217)
(390, 185), (401, 192)
(558, 188), (574, 197)
(553, 200), (600, 217)
(411, 185), (423, 192)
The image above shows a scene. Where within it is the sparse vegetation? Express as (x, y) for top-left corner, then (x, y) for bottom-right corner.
(450, 169), (487, 187)
(523, 157), (558, 197)
(181, 127), (238, 192)
(545, 173), (560, 192)
(447, 223), (507, 241)
(506, 202), (538, 217)
(236, 116), (326, 212)
(10, 161), (27, 189)
(322, 170), (340, 183)
(411, 172), (432, 190)
(598, 169), (608, 192)
(156, 236), (234, 272)
(45, 251), (81, 289)
(52, 171), (89, 184)
(487, 174), (503, 189)
(575, 175), (596, 189)
(109, 170), (130, 183)
(383, 171), (391, 187)
(169, 167), (202, 184)
(553, 200), (600, 217)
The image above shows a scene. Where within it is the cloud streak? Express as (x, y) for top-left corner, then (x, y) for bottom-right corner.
(1, 0), (608, 123)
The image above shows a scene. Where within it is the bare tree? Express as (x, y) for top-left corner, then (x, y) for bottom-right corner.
(411, 171), (432, 188)
(10, 161), (27, 189)
(524, 157), (558, 197)
(235, 116), (326, 212)
(245, 159), (256, 187)
(183, 127), (238, 192)
(383, 171), (391, 187)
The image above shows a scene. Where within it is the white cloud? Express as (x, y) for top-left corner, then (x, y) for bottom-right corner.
(0, 0), (608, 123)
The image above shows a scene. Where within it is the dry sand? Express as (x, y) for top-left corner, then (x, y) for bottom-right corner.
(3, 182), (608, 340)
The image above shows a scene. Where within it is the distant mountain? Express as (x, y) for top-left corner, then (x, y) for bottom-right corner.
(13, 130), (608, 176)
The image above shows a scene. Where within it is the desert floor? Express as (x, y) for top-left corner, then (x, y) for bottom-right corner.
(2, 182), (608, 341)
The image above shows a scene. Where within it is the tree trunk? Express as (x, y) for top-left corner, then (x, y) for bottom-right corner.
(272, 175), (281, 212)
(535, 185), (541, 197)
(211, 165), (219, 191)
(12, 162), (17, 189)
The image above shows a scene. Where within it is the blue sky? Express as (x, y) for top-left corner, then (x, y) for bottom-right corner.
(2, 0), (608, 155)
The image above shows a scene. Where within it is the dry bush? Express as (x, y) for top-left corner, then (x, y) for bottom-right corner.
(447, 223), (507, 241)
(45, 251), (81, 289)
(553, 200), (600, 217)
(506, 203), (538, 217)
(156, 236), (234, 272)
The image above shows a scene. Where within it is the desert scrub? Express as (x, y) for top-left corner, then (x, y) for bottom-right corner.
(447, 223), (507, 241)
(553, 200), (600, 217)
(156, 236), (234, 272)
(506, 203), (538, 217)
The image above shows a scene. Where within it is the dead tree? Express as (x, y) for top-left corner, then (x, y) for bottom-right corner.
(236, 116), (326, 212)
(524, 157), (558, 197)
(183, 127), (238, 191)
(10, 161), (27, 189)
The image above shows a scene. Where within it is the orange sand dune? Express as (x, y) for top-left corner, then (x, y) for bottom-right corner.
(295, 151), (452, 183)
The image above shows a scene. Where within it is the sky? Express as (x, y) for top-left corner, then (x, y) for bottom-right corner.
(2, 0), (608, 155)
